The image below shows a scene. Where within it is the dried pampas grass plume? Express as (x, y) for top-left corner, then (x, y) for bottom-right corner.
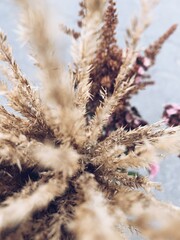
(0, 0), (179, 239)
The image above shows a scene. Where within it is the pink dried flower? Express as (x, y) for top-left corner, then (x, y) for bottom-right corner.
(166, 108), (178, 116)
(135, 76), (142, 84)
(171, 104), (180, 110)
(163, 104), (180, 127)
(143, 57), (151, 68)
(137, 66), (145, 75)
(149, 162), (160, 179)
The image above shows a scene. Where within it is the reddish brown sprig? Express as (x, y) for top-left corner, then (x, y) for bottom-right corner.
(77, 0), (86, 28)
(145, 24), (178, 64)
(87, 0), (122, 116)
(60, 24), (80, 39)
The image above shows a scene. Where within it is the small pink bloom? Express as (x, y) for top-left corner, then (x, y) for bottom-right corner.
(135, 76), (142, 84)
(138, 66), (145, 75)
(171, 104), (180, 110)
(134, 119), (140, 125)
(166, 108), (178, 116)
(162, 116), (169, 124)
(149, 162), (160, 179)
(143, 57), (151, 67)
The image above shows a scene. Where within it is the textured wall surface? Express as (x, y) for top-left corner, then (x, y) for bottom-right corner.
(0, 1), (180, 238)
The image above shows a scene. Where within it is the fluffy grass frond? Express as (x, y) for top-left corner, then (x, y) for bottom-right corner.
(70, 174), (127, 240)
(126, 0), (159, 49)
(0, 178), (62, 235)
(0, 0), (179, 239)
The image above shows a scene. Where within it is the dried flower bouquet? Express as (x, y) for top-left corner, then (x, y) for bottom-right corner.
(0, 0), (180, 239)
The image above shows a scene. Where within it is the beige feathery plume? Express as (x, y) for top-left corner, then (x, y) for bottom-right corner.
(0, 80), (7, 95)
(0, 132), (38, 169)
(34, 144), (80, 177)
(92, 143), (152, 171)
(0, 30), (43, 121)
(0, 105), (28, 134)
(115, 190), (180, 240)
(151, 126), (180, 155)
(70, 174), (127, 240)
(0, 1), (179, 239)
(86, 50), (137, 146)
(72, 0), (106, 118)
(15, 0), (87, 145)
(94, 122), (164, 156)
(72, 0), (106, 67)
(93, 124), (180, 174)
(126, 0), (159, 49)
(15, 0), (71, 106)
(0, 178), (63, 233)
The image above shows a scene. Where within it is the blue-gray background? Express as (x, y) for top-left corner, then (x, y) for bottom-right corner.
(0, 1), (180, 237)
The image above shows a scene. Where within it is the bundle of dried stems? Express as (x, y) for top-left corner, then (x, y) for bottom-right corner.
(0, 0), (180, 239)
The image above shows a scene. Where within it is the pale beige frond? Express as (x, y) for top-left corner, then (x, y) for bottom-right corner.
(71, 0), (106, 119)
(34, 144), (80, 177)
(0, 131), (39, 169)
(95, 122), (164, 156)
(0, 0), (179, 239)
(126, 0), (159, 49)
(0, 178), (64, 233)
(0, 30), (44, 121)
(85, 49), (137, 146)
(115, 190), (180, 240)
(70, 174), (127, 240)
(15, 0), (88, 145)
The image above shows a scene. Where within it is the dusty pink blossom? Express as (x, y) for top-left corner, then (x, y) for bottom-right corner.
(171, 104), (180, 110)
(138, 66), (145, 75)
(143, 57), (151, 67)
(166, 108), (178, 116)
(163, 116), (169, 124)
(149, 162), (160, 179)
(135, 76), (142, 84)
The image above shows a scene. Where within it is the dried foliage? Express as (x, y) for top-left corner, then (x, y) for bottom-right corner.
(163, 104), (180, 127)
(0, 0), (179, 239)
